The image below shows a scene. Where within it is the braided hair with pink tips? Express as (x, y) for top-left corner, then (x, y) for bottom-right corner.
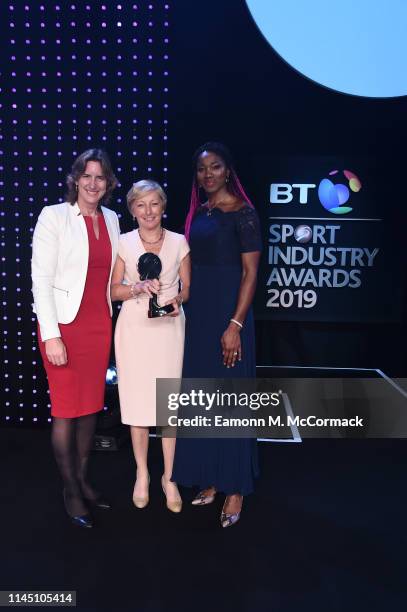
(184, 142), (254, 240)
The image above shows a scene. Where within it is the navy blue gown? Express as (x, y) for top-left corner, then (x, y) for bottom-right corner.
(171, 204), (262, 495)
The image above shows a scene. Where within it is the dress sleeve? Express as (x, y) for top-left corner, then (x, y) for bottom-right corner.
(236, 206), (262, 253)
(179, 235), (190, 261)
(118, 235), (127, 262)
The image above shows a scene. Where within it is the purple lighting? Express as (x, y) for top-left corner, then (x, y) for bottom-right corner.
(2, 0), (170, 424)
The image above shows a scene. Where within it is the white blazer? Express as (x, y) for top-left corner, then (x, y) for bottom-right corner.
(32, 201), (120, 341)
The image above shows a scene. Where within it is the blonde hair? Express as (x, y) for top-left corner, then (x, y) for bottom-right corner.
(126, 179), (167, 214)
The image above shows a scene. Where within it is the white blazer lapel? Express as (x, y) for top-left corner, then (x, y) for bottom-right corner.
(70, 201), (88, 238)
(101, 207), (118, 265)
(68, 202), (89, 269)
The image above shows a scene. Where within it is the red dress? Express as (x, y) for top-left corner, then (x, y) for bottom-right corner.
(38, 215), (112, 418)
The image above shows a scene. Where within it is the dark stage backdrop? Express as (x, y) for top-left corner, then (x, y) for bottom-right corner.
(167, 0), (407, 376)
(1, 1), (170, 425)
(1, 0), (406, 426)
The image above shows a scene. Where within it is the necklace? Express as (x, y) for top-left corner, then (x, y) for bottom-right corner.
(138, 227), (164, 244)
(207, 202), (222, 216)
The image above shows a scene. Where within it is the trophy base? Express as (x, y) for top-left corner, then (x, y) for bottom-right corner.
(148, 302), (175, 318)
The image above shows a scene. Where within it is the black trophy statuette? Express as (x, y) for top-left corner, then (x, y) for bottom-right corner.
(137, 252), (174, 318)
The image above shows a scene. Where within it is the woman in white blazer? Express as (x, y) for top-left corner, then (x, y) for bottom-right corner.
(32, 148), (120, 528)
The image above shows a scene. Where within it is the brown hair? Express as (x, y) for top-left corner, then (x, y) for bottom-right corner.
(65, 148), (118, 206)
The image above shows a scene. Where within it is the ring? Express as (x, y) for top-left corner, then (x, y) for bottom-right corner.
(233, 352), (238, 356)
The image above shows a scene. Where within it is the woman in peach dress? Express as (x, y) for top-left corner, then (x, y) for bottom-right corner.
(111, 180), (190, 513)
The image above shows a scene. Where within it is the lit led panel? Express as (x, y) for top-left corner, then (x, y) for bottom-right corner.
(1, 2), (170, 425)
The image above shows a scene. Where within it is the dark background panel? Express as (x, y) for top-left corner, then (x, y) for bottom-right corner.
(1, 0), (406, 425)
(0, 1), (170, 424)
(167, 0), (407, 375)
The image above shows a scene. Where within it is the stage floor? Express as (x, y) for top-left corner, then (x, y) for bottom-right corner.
(1, 427), (406, 611)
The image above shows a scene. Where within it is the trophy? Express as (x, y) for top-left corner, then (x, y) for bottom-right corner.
(137, 252), (175, 318)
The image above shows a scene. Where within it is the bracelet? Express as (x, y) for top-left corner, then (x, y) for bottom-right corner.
(129, 283), (139, 299)
(230, 318), (243, 329)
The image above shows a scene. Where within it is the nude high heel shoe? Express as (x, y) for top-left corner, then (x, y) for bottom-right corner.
(161, 476), (182, 513)
(132, 474), (150, 509)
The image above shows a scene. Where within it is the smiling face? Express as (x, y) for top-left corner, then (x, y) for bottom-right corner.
(131, 189), (164, 233)
(196, 151), (230, 195)
(76, 160), (107, 209)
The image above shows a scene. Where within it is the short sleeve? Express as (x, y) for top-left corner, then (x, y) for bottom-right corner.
(118, 235), (127, 261)
(236, 206), (262, 253)
(179, 235), (190, 261)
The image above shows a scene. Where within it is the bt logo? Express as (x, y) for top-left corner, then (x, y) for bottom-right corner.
(270, 169), (362, 215)
(318, 170), (362, 215)
(270, 183), (316, 205)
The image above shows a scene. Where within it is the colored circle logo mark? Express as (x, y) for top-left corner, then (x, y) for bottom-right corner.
(294, 225), (312, 243)
(318, 170), (362, 215)
(246, 0), (407, 98)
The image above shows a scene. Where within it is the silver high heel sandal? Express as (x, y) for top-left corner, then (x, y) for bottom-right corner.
(191, 489), (216, 506)
(220, 495), (243, 528)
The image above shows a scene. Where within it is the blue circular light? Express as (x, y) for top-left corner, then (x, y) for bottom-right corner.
(246, 0), (407, 98)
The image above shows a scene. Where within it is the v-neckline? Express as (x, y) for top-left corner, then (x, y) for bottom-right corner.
(84, 214), (102, 241)
(135, 228), (167, 258)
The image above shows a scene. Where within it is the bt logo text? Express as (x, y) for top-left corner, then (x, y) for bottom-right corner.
(270, 183), (316, 204)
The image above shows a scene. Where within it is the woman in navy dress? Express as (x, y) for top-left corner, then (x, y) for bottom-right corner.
(171, 142), (261, 527)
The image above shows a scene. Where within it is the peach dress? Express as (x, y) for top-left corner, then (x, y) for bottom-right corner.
(115, 229), (190, 426)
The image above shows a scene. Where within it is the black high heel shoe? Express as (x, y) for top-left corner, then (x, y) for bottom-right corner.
(63, 490), (94, 528)
(69, 514), (94, 528)
(84, 496), (111, 510)
(80, 482), (112, 510)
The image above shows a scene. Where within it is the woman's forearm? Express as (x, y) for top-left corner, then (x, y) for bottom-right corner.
(177, 253), (191, 306)
(111, 282), (141, 302)
(178, 285), (190, 305)
(228, 251), (260, 326)
(231, 268), (258, 325)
